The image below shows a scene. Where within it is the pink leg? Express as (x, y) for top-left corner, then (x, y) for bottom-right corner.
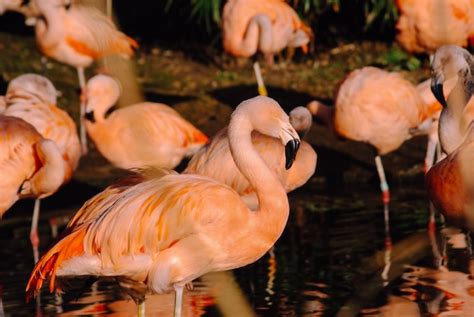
(424, 137), (437, 173)
(77, 67), (88, 156)
(30, 199), (41, 263)
(375, 155), (390, 204)
(381, 203), (392, 284)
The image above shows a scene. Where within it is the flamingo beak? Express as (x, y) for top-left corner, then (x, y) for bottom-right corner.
(431, 75), (447, 108)
(285, 138), (300, 169)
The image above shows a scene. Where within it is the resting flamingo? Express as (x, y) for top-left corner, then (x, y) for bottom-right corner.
(222, 0), (312, 64)
(426, 45), (474, 229)
(34, 0), (138, 154)
(184, 105), (316, 209)
(306, 67), (444, 204)
(84, 74), (208, 170)
(26, 96), (301, 317)
(0, 115), (65, 262)
(395, 0), (474, 54)
(4, 74), (81, 181)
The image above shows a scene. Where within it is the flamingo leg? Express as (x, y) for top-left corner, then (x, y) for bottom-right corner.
(77, 67), (88, 156)
(30, 199), (41, 263)
(174, 285), (184, 317)
(253, 62), (268, 96)
(374, 155), (390, 204)
(137, 300), (145, 317)
(381, 203), (392, 285)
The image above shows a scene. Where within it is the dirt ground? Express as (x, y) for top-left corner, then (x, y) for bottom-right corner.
(0, 29), (432, 191)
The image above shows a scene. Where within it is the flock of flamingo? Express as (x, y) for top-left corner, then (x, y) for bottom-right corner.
(0, 0), (473, 316)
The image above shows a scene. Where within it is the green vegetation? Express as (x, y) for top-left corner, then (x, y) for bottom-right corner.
(165, 0), (399, 33)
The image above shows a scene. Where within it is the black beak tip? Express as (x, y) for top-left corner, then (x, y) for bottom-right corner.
(430, 82), (448, 108)
(85, 111), (95, 123)
(285, 139), (300, 170)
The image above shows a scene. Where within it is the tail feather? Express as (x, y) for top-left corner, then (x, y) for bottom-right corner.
(26, 228), (86, 299)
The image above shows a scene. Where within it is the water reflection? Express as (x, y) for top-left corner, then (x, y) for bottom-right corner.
(2, 185), (472, 316)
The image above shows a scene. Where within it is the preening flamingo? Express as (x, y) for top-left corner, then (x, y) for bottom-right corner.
(4, 74), (81, 182)
(430, 45), (474, 154)
(26, 96), (301, 317)
(222, 0), (313, 64)
(395, 0), (474, 54)
(306, 67), (443, 203)
(34, 0), (138, 154)
(84, 74), (208, 170)
(0, 115), (65, 262)
(184, 105), (316, 209)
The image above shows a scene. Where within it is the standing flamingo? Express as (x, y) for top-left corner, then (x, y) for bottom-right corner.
(222, 0), (312, 64)
(0, 115), (65, 262)
(34, 0), (138, 154)
(396, 0), (474, 54)
(26, 96), (301, 317)
(4, 74), (81, 182)
(426, 124), (474, 228)
(306, 67), (444, 203)
(84, 74), (208, 170)
(3, 74), (81, 261)
(184, 105), (316, 209)
(426, 45), (474, 229)
(430, 45), (474, 154)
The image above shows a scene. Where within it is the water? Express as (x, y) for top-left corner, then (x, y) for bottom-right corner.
(0, 180), (472, 316)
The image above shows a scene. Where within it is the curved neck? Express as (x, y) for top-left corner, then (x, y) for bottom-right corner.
(35, 2), (64, 47)
(228, 113), (289, 232)
(30, 140), (65, 198)
(241, 14), (272, 55)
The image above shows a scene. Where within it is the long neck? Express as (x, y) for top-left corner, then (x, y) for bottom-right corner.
(35, 2), (64, 48)
(241, 14), (272, 55)
(30, 139), (65, 198)
(228, 113), (289, 237)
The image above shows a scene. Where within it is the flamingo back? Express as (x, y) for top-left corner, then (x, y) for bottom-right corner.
(334, 67), (425, 154)
(222, 0), (311, 56)
(396, 0), (474, 53)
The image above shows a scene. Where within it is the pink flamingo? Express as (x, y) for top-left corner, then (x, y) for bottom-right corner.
(306, 67), (444, 203)
(34, 0), (138, 154)
(26, 96), (300, 317)
(0, 115), (65, 262)
(426, 45), (474, 229)
(184, 105), (316, 209)
(222, 0), (312, 64)
(84, 74), (208, 170)
(4, 74), (81, 181)
(396, 0), (474, 54)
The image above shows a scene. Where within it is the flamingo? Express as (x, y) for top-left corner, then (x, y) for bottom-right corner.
(184, 105), (316, 209)
(26, 95), (301, 317)
(222, 0), (313, 64)
(84, 74), (208, 170)
(4, 74), (81, 183)
(3, 74), (81, 262)
(0, 115), (65, 262)
(426, 124), (474, 229)
(430, 45), (474, 154)
(426, 45), (474, 229)
(395, 0), (474, 54)
(34, 0), (138, 154)
(306, 67), (444, 204)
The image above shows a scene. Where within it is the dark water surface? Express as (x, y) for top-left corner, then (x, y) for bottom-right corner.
(1, 181), (472, 316)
